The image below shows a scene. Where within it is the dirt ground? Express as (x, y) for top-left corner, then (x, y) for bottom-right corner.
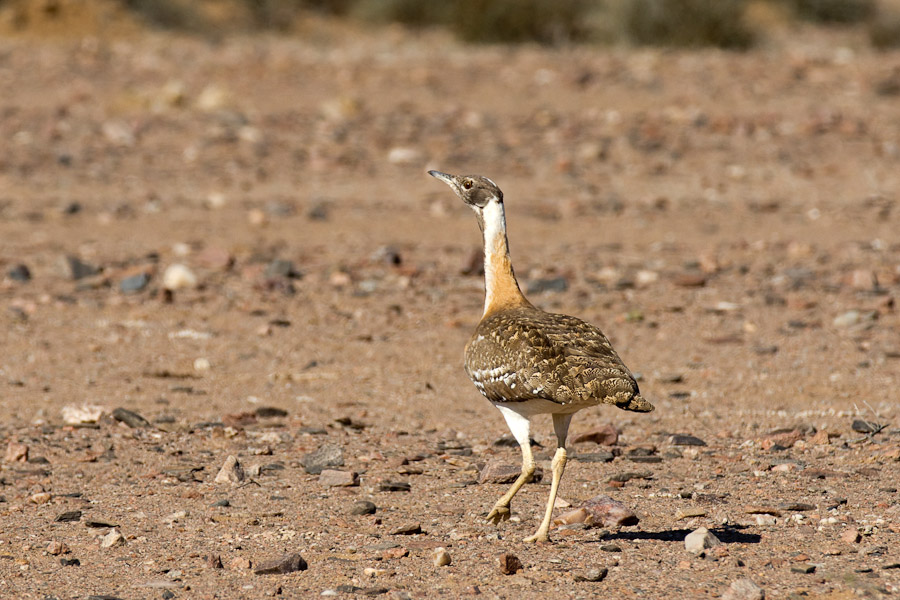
(1, 8), (899, 600)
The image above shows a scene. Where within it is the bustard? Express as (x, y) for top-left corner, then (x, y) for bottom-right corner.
(429, 170), (654, 543)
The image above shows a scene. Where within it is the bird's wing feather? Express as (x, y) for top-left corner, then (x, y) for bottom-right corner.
(465, 308), (652, 411)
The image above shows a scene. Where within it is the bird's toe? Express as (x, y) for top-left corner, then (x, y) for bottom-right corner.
(523, 531), (551, 543)
(486, 505), (511, 524)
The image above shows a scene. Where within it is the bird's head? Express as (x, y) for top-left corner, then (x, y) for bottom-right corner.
(428, 170), (503, 210)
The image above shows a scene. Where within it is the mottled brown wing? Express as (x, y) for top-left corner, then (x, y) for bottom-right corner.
(465, 307), (653, 412)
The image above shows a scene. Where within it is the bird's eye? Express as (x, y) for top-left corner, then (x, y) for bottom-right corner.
(463, 180), (473, 190)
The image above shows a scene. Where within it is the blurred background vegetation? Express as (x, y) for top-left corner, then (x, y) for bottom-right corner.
(2, 0), (900, 49)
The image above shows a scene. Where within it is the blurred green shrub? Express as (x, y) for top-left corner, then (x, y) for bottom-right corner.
(788, 0), (876, 23)
(351, 0), (452, 27)
(869, 8), (900, 49)
(447, 0), (590, 44)
(621, 0), (755, 49)
(121, 0), (208, 31)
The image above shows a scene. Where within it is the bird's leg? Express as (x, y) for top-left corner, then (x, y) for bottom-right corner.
(524, 413), (572, 543)
(487, 407), (534, 525)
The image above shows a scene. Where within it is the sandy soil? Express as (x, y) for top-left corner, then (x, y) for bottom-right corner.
(1, 9), (899, 600)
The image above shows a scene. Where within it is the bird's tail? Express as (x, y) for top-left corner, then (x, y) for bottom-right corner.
(621, 393), (655, 413)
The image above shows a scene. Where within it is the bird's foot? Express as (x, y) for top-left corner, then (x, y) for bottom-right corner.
(523, 530), (551, 543)
(486, 505), (511, 525)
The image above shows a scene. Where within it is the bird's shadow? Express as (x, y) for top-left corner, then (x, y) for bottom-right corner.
(600, 526), (761, 545)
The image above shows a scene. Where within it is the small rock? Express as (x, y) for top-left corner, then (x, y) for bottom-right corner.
(721, 578), (765, 600)
(809, 430), (830, 445)
(479, 460), (543, 484)
(554, 507), (591, 527)
(318, 469), (359, 487)
(378, 481), (411, 492)
(573, 567), (608, 582)
(760, 429), (804, 449)
(851, 419), (883, 434)
(370, 245), (402, 266)
(162, 510), (187, 525)
(206, 554), (224, 569)
(580, 495), (639, 527)
(162, 264), (198, 291)
(196, 246), (233, 270)
(572, 451), (615, 463)
(675, 507), (708, 520)
(112, 407), (151, 428)
(779, 502), (815, 512)
(845, 269), (877, 291)
(5, 440), (28, 462)
(7, 264), (31, 282)
(674, 273), (707, 287)
(684, 527), (721, 554)
(29, 492), (52, 504)
(499, 553), (523, 575)
(46, 541), (69, 555)
(61, 404), (105, 425)
(119, 272), (150, 294)
(60, 255), (100, 280)
(60, 557), (81, 567)
(833, 310), (876, 328)
(840, 528), (861, 544)
(433, 548), (451, 567)
(253, 552), (308, 575)
(255, 406), (288, 418)
(265, 259), (301, 279)
(754, 514), (777, 526)
(214, 455), (245, 485)
(744, 506), (780, 516)
(668, 434), (707, 446)
(229, 556), (252, 570)
(790, 564), (815, 574)
(381, 546), (409, 560)
(100, 528), (125, 548)
(55, 510), (83, 522)
(572, 424), (619, 446)
(300, 444), (344, 475)
(349, 501), (377, 515)
(390, 522), (422, 535)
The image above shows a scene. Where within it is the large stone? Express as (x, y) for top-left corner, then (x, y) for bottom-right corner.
(479, 460), (543, 484)
(253, 552), (308, 575)
(5, 440), (28, 462)
(572, 424), (619, 446)
(318, 469), (359, 487)
(499, 553), (522, 575)
(300, 444), (344, 474)
(685, 527), (721, 554)
(580, 495), (639, 527)
(214, 455), (245, 485)
(721, 578), (765, 600)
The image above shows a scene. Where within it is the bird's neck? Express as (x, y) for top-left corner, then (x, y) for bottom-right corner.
(479, 201), (530, 317)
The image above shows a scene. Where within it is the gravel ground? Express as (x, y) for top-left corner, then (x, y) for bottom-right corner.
(1, 7), (899, 600)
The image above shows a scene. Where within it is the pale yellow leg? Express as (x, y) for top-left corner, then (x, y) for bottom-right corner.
(486, 436), (535, 524)
(524, 412), (573, 543)
(487, 406), (535, 524)
(524, 447), (567, 542)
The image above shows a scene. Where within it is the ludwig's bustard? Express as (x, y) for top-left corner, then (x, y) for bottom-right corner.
(429, 170), (654, 543)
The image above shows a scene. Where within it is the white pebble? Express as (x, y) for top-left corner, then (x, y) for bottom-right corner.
(163, 264), (198, 291)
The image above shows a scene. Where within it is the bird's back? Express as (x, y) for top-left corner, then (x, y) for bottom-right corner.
(465, 306), (654, 413)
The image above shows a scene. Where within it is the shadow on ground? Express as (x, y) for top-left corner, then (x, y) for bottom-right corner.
(604, 527), (762, 544)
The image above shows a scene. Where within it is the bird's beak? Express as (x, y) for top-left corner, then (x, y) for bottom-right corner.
(428, 170), (457, 188)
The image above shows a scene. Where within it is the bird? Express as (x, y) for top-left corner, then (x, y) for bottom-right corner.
(428, 170), (654, 543)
